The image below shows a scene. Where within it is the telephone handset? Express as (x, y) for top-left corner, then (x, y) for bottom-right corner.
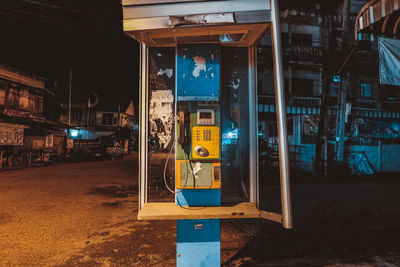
(178, 108), (190, 146)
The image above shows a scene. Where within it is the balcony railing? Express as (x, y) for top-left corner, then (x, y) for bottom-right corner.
(259, 95), (321, 108)
(291, 96), (321, 107)
(258, 46), (324, 59)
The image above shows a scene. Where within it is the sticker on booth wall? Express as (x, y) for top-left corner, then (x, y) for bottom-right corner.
(157, 68), (173, 78)
(192, 56), (206, 78)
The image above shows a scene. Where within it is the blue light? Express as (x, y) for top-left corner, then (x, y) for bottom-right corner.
(222, 129), (238, 140)
(333, 74), (341, 83)
(219, 34), (233, 43)
(70, 129), (79, 137)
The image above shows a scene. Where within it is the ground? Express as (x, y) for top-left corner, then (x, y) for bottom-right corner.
(0, 155), (399, 266)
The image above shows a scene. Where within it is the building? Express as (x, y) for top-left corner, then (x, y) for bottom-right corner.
(59, 98), (135, 140)
(0, 64), (65, 167)
(257, 0), (400, 174)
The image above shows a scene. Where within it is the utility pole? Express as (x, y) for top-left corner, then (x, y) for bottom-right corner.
(315, 16), (336, 176)
(68, 67), (72, 129)
(87, 95), (90, 128)
(118, 101), (121, 127)
(335, 76), (347, 163)
(343, 0), (350, 33)
(315, 74), (330, 175)
(335, 46), (356, 163)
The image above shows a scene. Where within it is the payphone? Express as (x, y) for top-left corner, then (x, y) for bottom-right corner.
(175, 102), (221, 189)
(174, 44), (222, 195)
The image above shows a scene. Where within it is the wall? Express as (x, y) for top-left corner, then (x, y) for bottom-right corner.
(299, 143), (316, 172)
(4, 87), (43, 114)
(298, 144), (400, 173)
(73, 129), (113, 140)
(382, 145), (400, 171)
(119, 113), (134, 128)
(23, 136), (45, 150)
(96, 112), (118, 127)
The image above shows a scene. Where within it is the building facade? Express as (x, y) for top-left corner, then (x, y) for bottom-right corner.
(0, 64), (65, 167)
(258, 0), (400, 174)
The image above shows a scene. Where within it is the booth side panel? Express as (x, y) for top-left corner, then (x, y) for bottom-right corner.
(148, 47), (176, 202)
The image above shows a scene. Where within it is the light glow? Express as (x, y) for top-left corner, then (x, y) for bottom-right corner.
(70, 129), (79, 137)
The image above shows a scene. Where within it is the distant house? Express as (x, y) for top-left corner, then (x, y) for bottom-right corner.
(96, 100), (135, 129)
(0, 64), (65, 166)
(59, 98), (135, 140)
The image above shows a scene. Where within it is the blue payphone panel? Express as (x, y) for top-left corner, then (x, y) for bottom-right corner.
(177, 44), (220, 101)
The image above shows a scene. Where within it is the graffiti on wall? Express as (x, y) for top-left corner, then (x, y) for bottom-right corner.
(149, 90), (174, 150)
(149, 48), (176, 151)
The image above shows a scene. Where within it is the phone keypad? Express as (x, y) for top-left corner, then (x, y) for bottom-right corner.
(203, 130), (211, 141)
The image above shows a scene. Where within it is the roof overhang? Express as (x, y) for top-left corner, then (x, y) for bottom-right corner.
(122, 0), (271, 47)
(355, 0), (400, 39)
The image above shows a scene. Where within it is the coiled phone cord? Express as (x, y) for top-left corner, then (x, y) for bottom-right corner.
(163, 140), (195, 194)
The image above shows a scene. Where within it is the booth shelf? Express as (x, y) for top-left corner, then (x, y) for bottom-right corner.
(137, 202), (267, 220)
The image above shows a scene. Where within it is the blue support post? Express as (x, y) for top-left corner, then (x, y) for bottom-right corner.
(177, 219), (220, 267)
(176, 189), (221, 266)
(176, 44), (221, 266)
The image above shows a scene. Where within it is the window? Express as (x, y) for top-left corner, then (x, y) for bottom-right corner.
(291, 33), (313, 47)
(102, 113), (113, 125)
(360, 83), (372, 98)
(383, 85), (400, 100)
(292, 78), (314, 96)
(72, 111), (82, 122)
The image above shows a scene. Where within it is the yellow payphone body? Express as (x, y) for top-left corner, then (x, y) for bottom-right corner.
(175, 160), (221, 189)
(191, 126), (220, 160)
(175, 103), (221, 190)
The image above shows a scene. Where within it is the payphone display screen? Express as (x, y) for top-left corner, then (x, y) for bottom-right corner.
(200, 112), (211, 119)
(197, 109), (215, 125)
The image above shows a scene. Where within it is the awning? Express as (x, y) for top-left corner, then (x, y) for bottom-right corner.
(0, 107), (68, 130)
(355, 0), (400, 39)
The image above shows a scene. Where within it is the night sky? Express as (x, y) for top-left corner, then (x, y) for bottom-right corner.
(1, 0), (139, 107)
(0, 0), (341, 108)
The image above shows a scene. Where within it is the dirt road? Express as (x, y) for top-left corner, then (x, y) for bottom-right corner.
(0, 157), (246, 266)
(0, 156), (399, 266)
(0, 157), (140, 266)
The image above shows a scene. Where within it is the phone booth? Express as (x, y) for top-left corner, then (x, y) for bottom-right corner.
(122, 1), (292, 266)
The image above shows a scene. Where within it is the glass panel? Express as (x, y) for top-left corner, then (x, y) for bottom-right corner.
(220, 47), (250, 204)
(257, 46), (282, 213)
(147, 47), (176, 202)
